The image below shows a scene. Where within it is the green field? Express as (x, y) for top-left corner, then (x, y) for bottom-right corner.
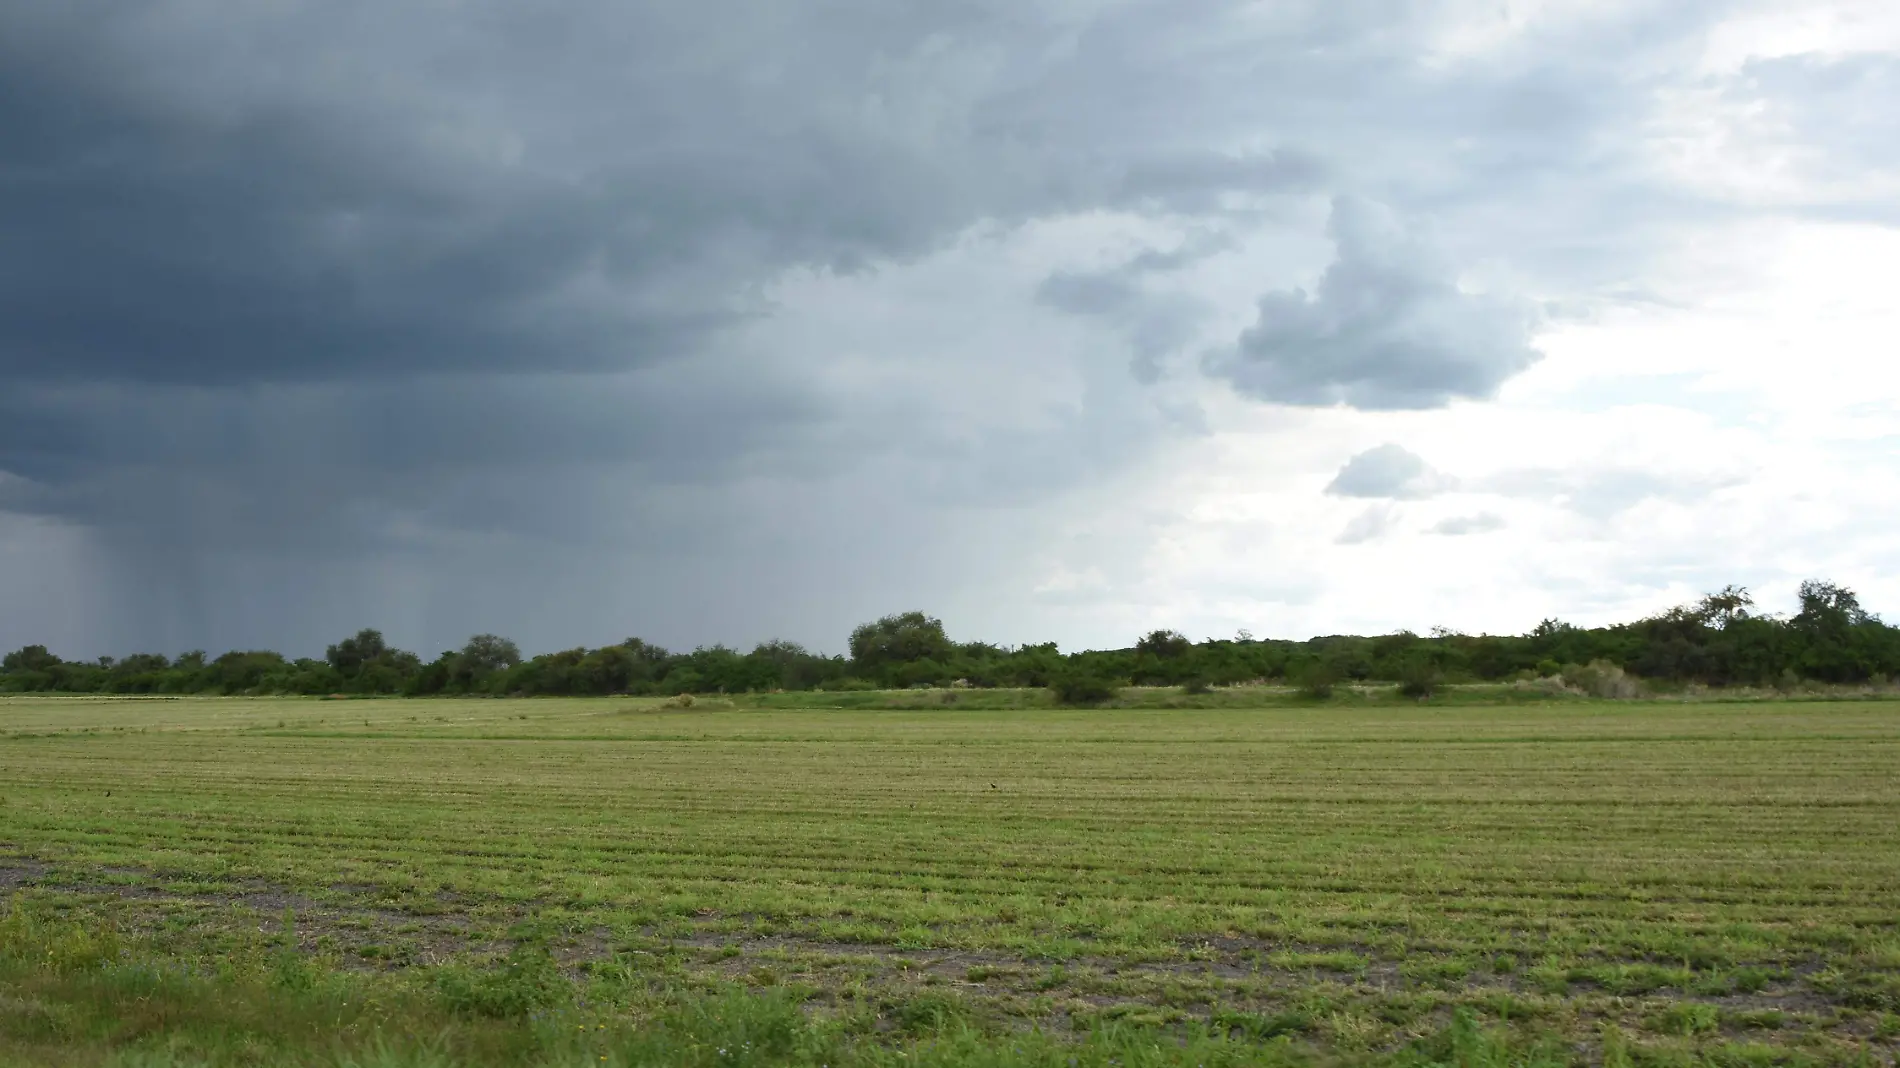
(2, 693), (1898, 1066)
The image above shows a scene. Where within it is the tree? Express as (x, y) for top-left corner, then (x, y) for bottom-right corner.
(1792, 579), (1877, 682)
(1134, 629), (1192, 660)
(207, 650), (291, 693)
(460, 634), (522, 674)
(326, 629), (389, 677)
(1696, 585), (1754, 628)
(320, 629), (421, 692)
(2, 645), (60, 673)
(1795, 580), (1869, 629)
(112, 653), (171, 676)
(848, 612), (953, 668)
(746, 639), (833, 691)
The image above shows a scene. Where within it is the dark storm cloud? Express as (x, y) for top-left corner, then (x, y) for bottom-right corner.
(1207, 197), (1542, 409)
(0, 5), (1337, 392)
(1034, 228), (1241, 382)
(0, 0), (1810, 656)
(0, 51), (650, 385)
(0, 1), (1736, 405)
(0, 4), (977, 386)
(1036, 272), (1143, 318)
(0, 369), (833, 549)
(1110, 151), (1329, 210)
(0, 0), (1338, 584)
(1324, 444), (1452, 500)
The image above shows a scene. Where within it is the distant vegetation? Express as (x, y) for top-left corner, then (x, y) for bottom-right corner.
(5, 581), (1899, 698)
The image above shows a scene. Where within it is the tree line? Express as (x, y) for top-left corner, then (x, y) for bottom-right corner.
(4, 581), (1897, 697)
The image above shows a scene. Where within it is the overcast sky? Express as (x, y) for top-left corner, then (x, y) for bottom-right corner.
(4, 0), (1899, 659)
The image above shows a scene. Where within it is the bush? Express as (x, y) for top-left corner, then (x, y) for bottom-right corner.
(1397, 661), (1439, 700)
(823, 676), (879, 692)
(1296, 678), (1334, 700)
(1564, 659), (1640, 699)
(1511, 675), (1573, 697)
(1180, 677), (1213, 695)
(1050, 673), (1119, 707)
(1294, 664), (1337, 700)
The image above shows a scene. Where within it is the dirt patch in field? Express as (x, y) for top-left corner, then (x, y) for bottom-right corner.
(3, 863), (490, 969)
(0, 859), (48, 890)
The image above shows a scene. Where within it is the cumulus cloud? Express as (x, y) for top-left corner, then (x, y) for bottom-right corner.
(1207, 197), (1543, 409)
(1430, 512), (1507, 536)
(1336, 504), (1398, 546)
(1324, 444), (1456, 500)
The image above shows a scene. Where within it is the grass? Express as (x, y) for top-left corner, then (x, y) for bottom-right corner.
(1, 693), (1897, 1065)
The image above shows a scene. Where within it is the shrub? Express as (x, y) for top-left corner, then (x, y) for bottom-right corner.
(1297, 679), (1334, 700)
(1397, 661), (1439, 700)
(1514, 675), (1572, 697)
(1295, 664), (1337, 700)
(1180, 677), (1213, 696)
(1565, 660), (1640, 699)
(1050, 672), (1119, 707)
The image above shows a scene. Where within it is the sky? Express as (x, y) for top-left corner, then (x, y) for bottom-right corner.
(3, 0), (1899, 659)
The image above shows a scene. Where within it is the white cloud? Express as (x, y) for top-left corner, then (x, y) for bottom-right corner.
(1207, 197), (1543, 409)
(1325, 444), (1457, 500)
(1336, 504), (1399, 546)
(1430, 512), (1507, 535)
